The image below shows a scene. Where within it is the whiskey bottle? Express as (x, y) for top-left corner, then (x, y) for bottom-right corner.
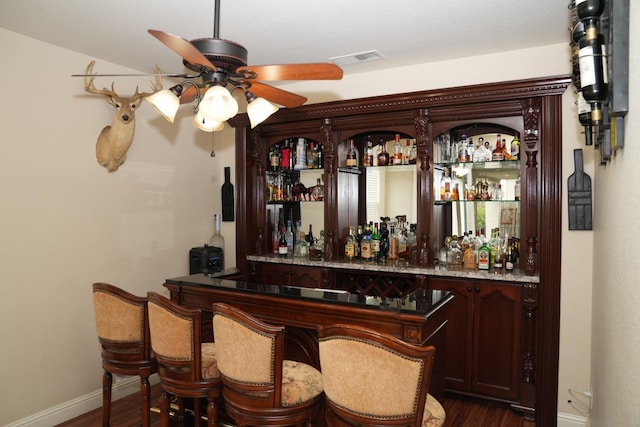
(344, 226), (357, 260)
(346, 139), (358, 168)
(392, 134), (403, 165)
(457, 134), (469, 162)
(377, 138), (390, 166)
(364, 135), (374, 167)
(360, 224), (372, 261)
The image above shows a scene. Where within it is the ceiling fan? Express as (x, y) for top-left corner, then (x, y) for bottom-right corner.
(77, 0), (343, 130)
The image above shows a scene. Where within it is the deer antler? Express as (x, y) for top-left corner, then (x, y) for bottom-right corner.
(83, 60), (163, 99)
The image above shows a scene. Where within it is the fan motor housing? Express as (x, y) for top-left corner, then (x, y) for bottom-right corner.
(188, 38), (248, 73)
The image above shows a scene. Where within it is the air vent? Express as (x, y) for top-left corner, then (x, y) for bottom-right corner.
(329, 50), (385, 66)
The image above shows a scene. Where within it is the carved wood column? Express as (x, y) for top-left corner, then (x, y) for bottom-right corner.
(521, 98), (541, 275)
(321, 118), (336, 261)
(250, 129), (265, 255)
(414, 108), (432, 267)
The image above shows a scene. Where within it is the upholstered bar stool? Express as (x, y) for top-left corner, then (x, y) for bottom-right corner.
(92, 282), (157, 427)
(318, 323), (446, 427)
(147, 291), (222, 427)
(212, 302), (324, 426)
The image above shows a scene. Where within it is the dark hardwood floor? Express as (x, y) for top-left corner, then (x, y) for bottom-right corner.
(55, 384), (534, 427)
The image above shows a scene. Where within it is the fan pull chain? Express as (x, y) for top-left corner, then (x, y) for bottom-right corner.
(210, 134), (216, 157)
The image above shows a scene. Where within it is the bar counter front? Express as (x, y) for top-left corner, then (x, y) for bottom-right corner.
(164, 273), (453, 400)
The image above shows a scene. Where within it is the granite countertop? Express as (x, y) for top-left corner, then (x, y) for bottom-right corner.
(247, 254), (540, 284)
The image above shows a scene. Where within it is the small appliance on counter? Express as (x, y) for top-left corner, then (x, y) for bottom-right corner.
(189, 245), (224, 275)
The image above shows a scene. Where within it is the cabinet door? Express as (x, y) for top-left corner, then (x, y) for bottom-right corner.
(472, 282), (522, 400)
(290, 265), (323, 288)
(430, 279), (474, 391)
(261, 263), (292, 286)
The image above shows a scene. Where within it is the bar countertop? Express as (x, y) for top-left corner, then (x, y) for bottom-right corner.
(165, 273), (452, 317)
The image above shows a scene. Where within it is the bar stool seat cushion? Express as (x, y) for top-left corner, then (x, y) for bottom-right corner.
(201, 342), (220, 381)
(422, 393), (446, 427)
(281, 360), (323, 407)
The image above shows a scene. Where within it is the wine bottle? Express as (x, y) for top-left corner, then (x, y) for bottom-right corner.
(278, 226), (288, 257)
(209, 213), (225, 269)
(346, 139), (358, 168)
(577, 92), (594, 146)
(578, 31), (608, 126)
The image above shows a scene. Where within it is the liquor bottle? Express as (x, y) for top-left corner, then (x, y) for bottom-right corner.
(505, 243), (515, 272)
(272, 222), (279, 254)
(371, 222), (381, 261)
(440, 167), (452, 201)
(472, 137), (489, 162)
(457, 134), (468, 162)
(392, 134), (403, 165)
(293, 231), (309, 258)
(280, 139), (291, 169)
(493, 236), (504, 271)
(492, 138), (504, 161)
(346, 139), (358, 168)
(397, 227), (408, 260)
(285, 220), (294, 254)
(510, 133), (521, 159)
(344, 226), (357, 261)
(447, 236), (463, 269)
(409, 140), (417, 164)
(306, 141), (318, 169)
(311, 178), (324, 201)
(388, 225), (399, 260)
(294, 138), (307, 170)
(501, 139), (512, 160)
(364, 135), (374, 167)
(477, 238), (491, 271)
(278, 226), (288, 257)
(467, 137), (475, 162)
(360, 223), (372, 261)
(403, 139), (412, 165)
(209, 214), (225, 267)
(269, 145), (280, 170)
(377, 138), (390, 166)
(379, 221), (390, 261)
(355, 225), (363, 258)
(463, 243), (476, 270)
(306, 224), (314, 245)
(514, 178), (521, 201)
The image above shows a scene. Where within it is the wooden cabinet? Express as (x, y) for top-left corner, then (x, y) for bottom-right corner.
(258, 262), (328, 288)
(230, 76), (570, 426)
(431, 278), (522, 401)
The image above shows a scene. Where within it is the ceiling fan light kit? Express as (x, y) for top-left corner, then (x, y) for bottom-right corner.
(77, 0), (343, 134)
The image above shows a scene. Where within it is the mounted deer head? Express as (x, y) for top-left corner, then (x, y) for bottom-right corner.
(83, 61), (162, 172)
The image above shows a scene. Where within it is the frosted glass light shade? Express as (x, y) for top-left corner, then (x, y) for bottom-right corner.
(247, 96), (279, 128)
(145, 89), (180, 123)
(199, 86), (238, 122)
(193, 111), (225, 132)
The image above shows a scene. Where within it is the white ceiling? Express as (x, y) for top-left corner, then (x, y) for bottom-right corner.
(0, 0), (572, 81)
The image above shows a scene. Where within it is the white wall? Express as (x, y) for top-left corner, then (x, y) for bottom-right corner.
(0, 27), (597, 425)
(588, 4), (640, 425)
(0, 27), (237, 425)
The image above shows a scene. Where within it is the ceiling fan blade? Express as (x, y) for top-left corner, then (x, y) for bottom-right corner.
(237, 63), (343, 81)
(248, 81), (307, 108)
(179, 85), (200, 104)
(148, 29), (218, 72)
